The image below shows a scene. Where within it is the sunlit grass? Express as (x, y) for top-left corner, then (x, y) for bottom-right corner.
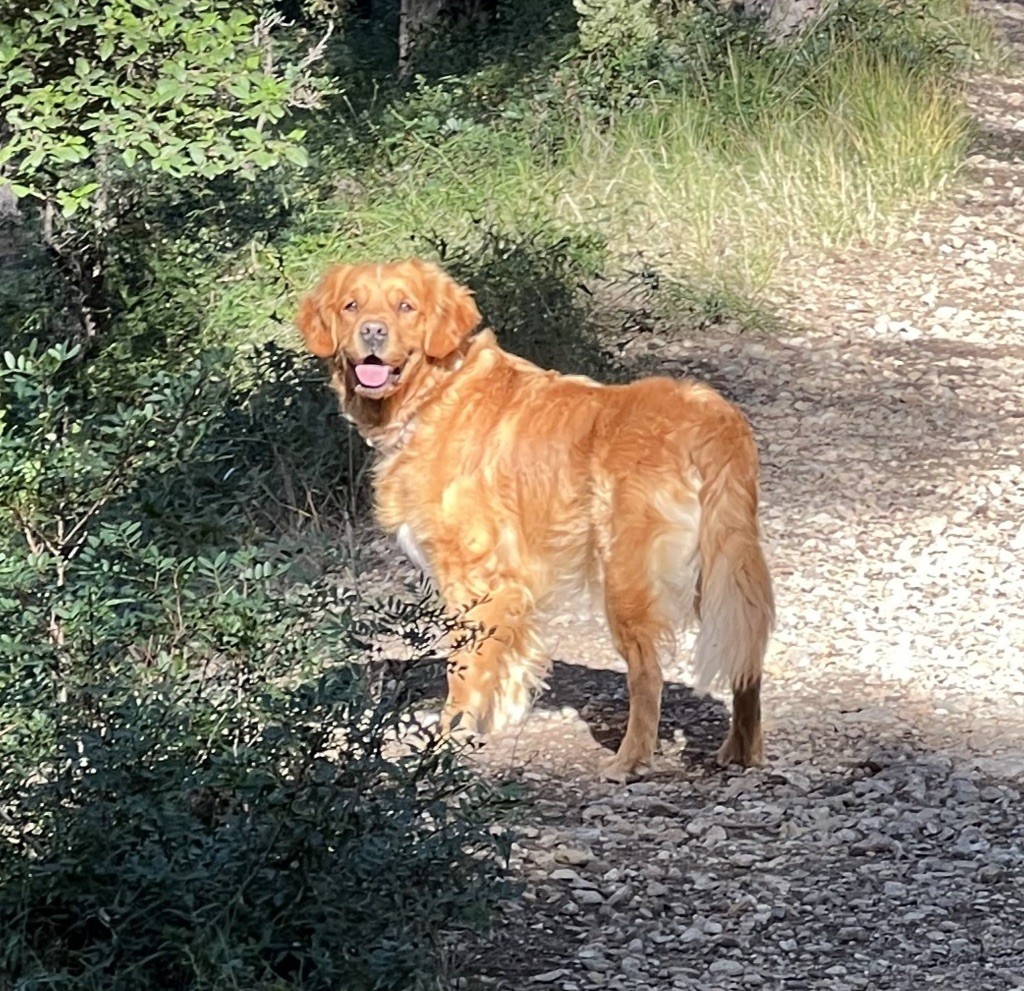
(291, 131), (557, 279)
(205, 128), (561, 342)
(559, 51), (971, 298)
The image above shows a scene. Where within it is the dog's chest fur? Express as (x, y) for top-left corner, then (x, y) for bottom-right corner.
(395, 522), (432, 575)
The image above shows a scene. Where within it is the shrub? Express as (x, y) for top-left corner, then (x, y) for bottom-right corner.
(0, 340), (513, 991)
(429, 225), (610, 376)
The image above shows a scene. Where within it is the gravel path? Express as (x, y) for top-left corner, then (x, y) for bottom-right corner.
(459, 9), (1024, 990)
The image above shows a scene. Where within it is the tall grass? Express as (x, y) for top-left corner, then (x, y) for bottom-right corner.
(290, 130), (556, 279)
(560, 49), (972, 297)
(204, 127), (561, 345)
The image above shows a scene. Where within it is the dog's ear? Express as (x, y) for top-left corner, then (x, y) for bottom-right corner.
(296, 292), (336, 357)
(297, 265), (352, 358)
(421, 263), (482, 360)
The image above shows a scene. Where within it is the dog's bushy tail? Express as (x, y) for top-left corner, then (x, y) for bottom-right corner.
(690, 405), (774, 753)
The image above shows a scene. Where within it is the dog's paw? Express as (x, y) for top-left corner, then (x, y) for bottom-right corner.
(715, 732), (763, 768)
(599, 751), (650, 784)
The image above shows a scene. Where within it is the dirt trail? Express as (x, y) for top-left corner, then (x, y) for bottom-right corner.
(459, 7), (1024, 989)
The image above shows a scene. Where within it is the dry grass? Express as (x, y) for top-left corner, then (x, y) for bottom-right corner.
(560, 52), (971, 296)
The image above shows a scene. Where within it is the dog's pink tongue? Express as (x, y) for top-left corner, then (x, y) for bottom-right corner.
(355, 363), (391, 388)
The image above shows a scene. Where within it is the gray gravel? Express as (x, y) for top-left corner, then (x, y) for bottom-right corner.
(459, 8), (1024, 989)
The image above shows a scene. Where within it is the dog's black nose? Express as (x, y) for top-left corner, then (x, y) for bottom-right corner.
(359, 320), (388, 346)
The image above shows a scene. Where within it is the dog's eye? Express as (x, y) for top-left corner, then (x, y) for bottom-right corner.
(398, 301), (415, 313)
(344, 300), (358, 312)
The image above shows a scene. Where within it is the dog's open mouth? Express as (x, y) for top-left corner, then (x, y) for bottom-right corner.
(351, 356), (401, 394)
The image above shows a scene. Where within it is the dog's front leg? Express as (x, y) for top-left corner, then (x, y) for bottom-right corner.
(440, 583), (542, 738)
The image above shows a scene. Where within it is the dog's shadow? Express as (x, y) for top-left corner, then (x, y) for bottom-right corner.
(382, 655), (730, 763)
(540, 659), (730, 761)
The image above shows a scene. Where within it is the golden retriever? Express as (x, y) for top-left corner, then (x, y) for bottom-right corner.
(297, 259), (774, 779)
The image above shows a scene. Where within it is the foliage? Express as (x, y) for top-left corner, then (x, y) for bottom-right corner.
(0, 341), (513, 991)
(571, 0), (661, 108)
(799, 0), (995, 70)
(433, 226), (612, 377)
(194, 0), (990, 343)
(0, 0), (330, 342)
(0, 0), (321, 212)
(560, 0), (989, 125)
(575, 0), (658, 54)
(548, 0), (982, 295)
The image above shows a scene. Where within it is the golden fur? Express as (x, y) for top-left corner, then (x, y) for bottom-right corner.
(297, 259), (775, 778)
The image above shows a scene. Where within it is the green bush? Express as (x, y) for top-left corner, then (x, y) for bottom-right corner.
(559, 0), (989, 127)
(0, 341), (513, 991)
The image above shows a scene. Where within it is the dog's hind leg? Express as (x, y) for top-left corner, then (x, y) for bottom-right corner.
(600, 544), (671, 781)
(599, 482), (702, 781)
(602, 607), (664, 781)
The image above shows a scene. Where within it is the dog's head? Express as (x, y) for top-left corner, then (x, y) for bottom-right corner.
(296, 259), (482, 405)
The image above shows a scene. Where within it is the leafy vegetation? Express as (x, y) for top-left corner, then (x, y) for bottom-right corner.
(176, 0), (992, 346)
(0, 340), (512, 991)
(0, 0), (329, 343)
(0, 0), (995, 988)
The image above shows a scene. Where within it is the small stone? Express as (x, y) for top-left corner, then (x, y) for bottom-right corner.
(550, 868), (582, 883)
(709, 959), (744, 977)
(553, 847), (593, 867)
(579, 955), (611, 974)
(620, 957), (645, 978)
(837, 926), (870, 943)
(531, 970), (568, 983)
(730, 853), (759, 868)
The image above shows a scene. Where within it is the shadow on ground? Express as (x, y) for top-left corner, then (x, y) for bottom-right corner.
(540, 660), (730, 763)
(374, 651), (731, 774)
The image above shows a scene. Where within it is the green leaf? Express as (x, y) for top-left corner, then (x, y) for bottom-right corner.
(0, 0), (329, 252)
(57, 193), (81, 217)
(50, 144), (87, 164)
(282, 145), (308, 168)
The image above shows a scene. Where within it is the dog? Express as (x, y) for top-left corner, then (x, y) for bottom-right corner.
(297, 259), (774, 779)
